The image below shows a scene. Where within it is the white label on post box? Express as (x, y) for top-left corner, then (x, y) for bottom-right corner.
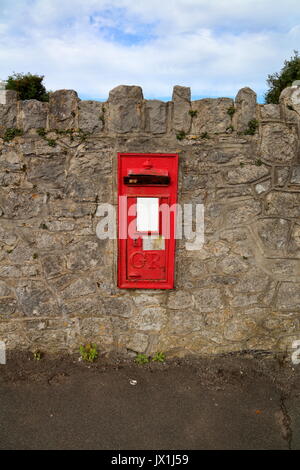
(136, 197), (159, 232)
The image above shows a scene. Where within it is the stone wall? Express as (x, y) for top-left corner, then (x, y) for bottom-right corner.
(0, 84), (299, 356)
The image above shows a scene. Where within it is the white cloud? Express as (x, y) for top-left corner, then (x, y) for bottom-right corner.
(0, 0), (299, 101)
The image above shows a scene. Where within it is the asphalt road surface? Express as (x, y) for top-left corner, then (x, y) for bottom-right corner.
(0, 352), (299, 450)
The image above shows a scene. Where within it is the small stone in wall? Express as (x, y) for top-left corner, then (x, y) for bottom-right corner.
(49, 90), (79, 130)
(225, 164), (269, 184)
(265, 192), (300, 218)
(19, 100), (48, 132)
(291, 165), (300, 185)
(225, 198), (261, 226)
(260, 123), (297, 163)
(172, 85), (191, 133)
(129, 306), (168, 331)
(234, 87), (257, 133)
(255, 179), (271, 194)
(107, 85), (144, 133)
(260, 104), (280, 120)
(274, 167), (290, 187)
(78, 100), (104, 133)
(256, 218), (290, 253)
(276, 282), (300, 309)
(120, 332), (149, 354)
(193, 288), (224, 313)
(144, 100), (167, 134)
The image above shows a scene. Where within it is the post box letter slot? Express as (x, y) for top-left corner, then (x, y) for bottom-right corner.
(124, 174), (170, 186)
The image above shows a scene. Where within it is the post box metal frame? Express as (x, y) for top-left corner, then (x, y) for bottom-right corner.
(117, 153), (179, 289)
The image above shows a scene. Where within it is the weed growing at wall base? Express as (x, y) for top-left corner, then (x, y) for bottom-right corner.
(79, 344), (98, 362)
(135, 353), (149, 365)
(0, 342), (6, 365)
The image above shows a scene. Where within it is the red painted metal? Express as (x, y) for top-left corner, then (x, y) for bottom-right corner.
(118, 153), (179, 289)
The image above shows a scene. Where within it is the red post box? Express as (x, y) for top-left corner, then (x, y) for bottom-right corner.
(118, 153), (179, 289)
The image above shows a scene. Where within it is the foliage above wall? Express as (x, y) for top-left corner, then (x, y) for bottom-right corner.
(265, 50), (300, 104)
(5, 72), (49, 102)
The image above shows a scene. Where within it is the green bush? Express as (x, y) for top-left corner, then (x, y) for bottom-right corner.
(265, 50), (300, 104)
(6, 72), (49, 102)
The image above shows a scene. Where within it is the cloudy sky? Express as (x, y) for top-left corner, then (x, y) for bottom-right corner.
(0, 0), (299, 102)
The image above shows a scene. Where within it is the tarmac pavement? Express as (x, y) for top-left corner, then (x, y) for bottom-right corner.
(0, 353), (299, 450)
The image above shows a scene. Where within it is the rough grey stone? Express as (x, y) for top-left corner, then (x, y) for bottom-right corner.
(260, 123), (297, 163)
(265, 192), (300, 218)
(292, 224), (300, 247)
(172, 85), (191, 133)
(260, 103), (281, 120)
(0, 149), (24, 170)
(219, 255), (250, 275)
(0, 171), (22, 187)
(34, 138), (61, 156)
(167, 291), (194, 309)
(224, 315), (259, 341)
(255, 179), (271, 194)
(19, 100), (48, 132)
(3, 90), (19, 105)
(79, 317), (113, 349)
(0, 98), (18, 134)
(279, 85), (300, 115)
(256, 218), (290, 253)
(49, 90), (79, 130)
(0, 190), (44, 218)
(133, 294), (162, 306)
(62, 297), (104, 316)
(47, 220), (75, 232)
(41, 254), (64, 279)
(291, 166), (300, 185)
(225, 199), (261, 226)
(0, 298), (17, 316)
(59, 277), (96, 299)
(265, 259), (299, 280)
(145, 100), (167, 134)
(274, 167), (290, 187)
(129, 306), (167, 331)
(225, 164), (269, 184)
(193, 288), (224, 313)
(172, 85), (191, 102)
(0, 224), (18, 245)
(78, 100), (104, 133)
(16, 281), (58, 316)
(0, 264), (39, 278)
(27, 155), (66, 186)
(234, 87), (257, 133)
(103, 296), (134, 318)
(191, 98), (233, 134)
(167, 311), (203, 334)
(48, 199), (96, 218)
(120, 332), (149, 353)
(107, 85), (143, 133)
(276, 282), (300, 309)
(66, 239), (107, 271)
(0, 280), (13, 297)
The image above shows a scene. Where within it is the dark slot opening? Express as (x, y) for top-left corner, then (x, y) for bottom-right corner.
(124, 174), (170, 186)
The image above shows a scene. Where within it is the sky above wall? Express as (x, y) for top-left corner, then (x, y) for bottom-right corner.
(0, 0), (299, 103)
